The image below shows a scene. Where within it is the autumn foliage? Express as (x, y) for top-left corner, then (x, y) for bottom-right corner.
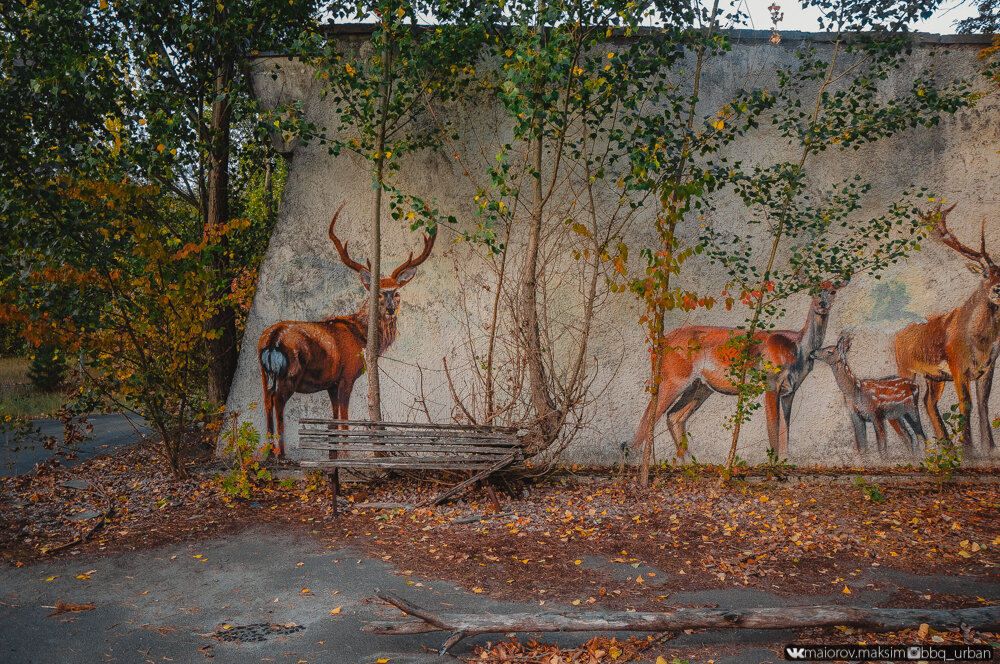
(0, 178), (248, 476)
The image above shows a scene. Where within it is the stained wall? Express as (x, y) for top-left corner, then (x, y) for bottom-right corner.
(227, 29), (1000, 467)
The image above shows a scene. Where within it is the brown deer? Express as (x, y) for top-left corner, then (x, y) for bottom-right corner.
(631, 280), (843, 459)
(258, 203), (435, 457)
(811, 335), (925, 455)
(894, 202), (1000, 450)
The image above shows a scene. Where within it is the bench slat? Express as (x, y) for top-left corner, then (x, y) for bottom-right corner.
(301, 459), (500, 470)
(299, 418), (519, 434)
(299, 442), (520, 455)
(298, 429), (517, 443)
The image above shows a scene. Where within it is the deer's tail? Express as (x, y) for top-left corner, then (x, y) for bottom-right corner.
(259, 347), (288, 394)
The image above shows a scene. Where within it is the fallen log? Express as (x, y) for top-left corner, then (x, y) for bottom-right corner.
(367, 593), (1000, 654)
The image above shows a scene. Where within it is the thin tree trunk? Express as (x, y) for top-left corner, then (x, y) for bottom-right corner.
(368, 592), (1000, 654)
(367, 42), (394, 423)
(520, 132), (559, 453)
(205, 55), (238, 405)
(262, 156), (274, 226)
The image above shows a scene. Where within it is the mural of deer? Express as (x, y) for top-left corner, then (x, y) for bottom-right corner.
(811, 335), (925, 455)
(258, 203), (435, 457)
(894, 203), (1000, 450)
(631, 280), (843, 459)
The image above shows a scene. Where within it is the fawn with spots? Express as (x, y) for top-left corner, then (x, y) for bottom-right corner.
(811, 335), (925, 455)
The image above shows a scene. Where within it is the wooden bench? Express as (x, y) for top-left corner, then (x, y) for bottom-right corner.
(297, 419), (525, 511)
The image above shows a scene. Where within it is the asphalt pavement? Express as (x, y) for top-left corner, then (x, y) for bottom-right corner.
(1, 414), (149, 478)
(2, 527), (999, 664)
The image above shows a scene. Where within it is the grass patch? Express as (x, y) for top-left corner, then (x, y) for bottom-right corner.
(0, 357), (30, 385)
(0, 357), (64, 418)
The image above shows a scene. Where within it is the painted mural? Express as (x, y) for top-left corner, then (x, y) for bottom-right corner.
(631, 203), (1000, 462)
(894, 203), (1000, 451)
(811, 335), (925, 455)
(630, 281), (842, 460)
(257, 203), (435, 456)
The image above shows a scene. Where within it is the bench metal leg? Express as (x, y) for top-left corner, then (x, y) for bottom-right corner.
(484, 482), (500, 512)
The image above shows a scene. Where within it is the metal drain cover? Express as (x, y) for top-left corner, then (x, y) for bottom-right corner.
(211, 622), (305, 643)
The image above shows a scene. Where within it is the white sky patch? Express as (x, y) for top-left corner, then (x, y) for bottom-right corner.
(740, 0), (978, 34)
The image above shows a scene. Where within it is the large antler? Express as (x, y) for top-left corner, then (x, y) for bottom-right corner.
(924, 202), (996, 269)
(390, 228), (436, 282)
(328, 203), (369, 274)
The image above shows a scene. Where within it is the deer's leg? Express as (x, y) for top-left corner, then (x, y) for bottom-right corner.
(952, 370), (974, 449)
(273, 393), (288, 458)
(631, 374), (686, 451)
(975, 363), (996, 449)
(873, 417), (888, 457)
(764, 391), (787, 457)
(666, 380), (712, 461)
(777, 389), (795, 458)
(900, 412), (925, 456)
(923, 379), (947, 441)
(262, 387), (275, 442)
(849, 410), (868, 454)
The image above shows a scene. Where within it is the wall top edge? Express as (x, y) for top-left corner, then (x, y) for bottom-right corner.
(248, 23), (995, 60)
(312, 22), (995, 44)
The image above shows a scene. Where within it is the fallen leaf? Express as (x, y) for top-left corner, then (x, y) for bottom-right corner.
(842, 585), (851, 595)
(918, 623), (930, 639)
(329, 606), (342, 615)
(43, 600), (96, 617)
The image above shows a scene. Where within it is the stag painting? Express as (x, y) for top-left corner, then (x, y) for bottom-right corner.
(812, 335), (924, 455)
(895, 203), (1000, 450)
(632, 280), (843, 459)
(258, 203), (435, 456)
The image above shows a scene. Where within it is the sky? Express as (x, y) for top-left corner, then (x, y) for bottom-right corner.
(741, 0), (978, 35)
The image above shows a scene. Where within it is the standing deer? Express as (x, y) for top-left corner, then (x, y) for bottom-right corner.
(258, 203), (435, 457)
(631, 280), (843, 459)
(895, 203), (1000, 450)
(811, 335), (925, 455)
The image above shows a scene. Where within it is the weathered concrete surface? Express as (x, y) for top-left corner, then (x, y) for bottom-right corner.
(229, 29), (1000, 467)
(2, 526), (998, 664)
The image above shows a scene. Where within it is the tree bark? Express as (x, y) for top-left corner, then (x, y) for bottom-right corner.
(366, 42), (394, 424)
(367, 593), (1000, 654)
(519, 134), (560, 454)
(205, 55), (238, 405)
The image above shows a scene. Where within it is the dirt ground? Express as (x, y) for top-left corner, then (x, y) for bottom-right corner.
(2, 441), (999, 662)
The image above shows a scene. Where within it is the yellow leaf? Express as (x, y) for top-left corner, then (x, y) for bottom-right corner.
(44, 575), (59, 581)
(396, 7), (405, 18)
(574, 560), (582, 565)
(377, 659), (391, 663)
(100, 0), (108, 9)
(842, 585), (851, 594)
(76, 574), (91, 580)
(472, 587), (484, 594)
(156, 143), (165, 153)
(609, 645), (622, 659)
(712, 119), (725, 131)
(958, 550), (971, 558)
(571, 599), (581, 605)
(301, 588), (310, 594)
(657, 658), (669, 664)
(329, 606), (342, 615)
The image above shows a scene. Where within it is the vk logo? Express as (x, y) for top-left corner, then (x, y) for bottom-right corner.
(785, 647), (807, 660)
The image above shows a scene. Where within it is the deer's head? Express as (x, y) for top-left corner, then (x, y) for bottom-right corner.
(794, 269), (847, 317)
(328, 203), (436, 317)
(810, 334), (851, 364)
(923, 202), (1000, 306)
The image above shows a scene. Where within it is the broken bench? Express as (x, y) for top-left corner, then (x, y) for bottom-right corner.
(296, 419), (525, 511)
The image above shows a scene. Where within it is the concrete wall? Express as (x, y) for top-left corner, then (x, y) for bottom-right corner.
(228, 29), (1000, 467)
